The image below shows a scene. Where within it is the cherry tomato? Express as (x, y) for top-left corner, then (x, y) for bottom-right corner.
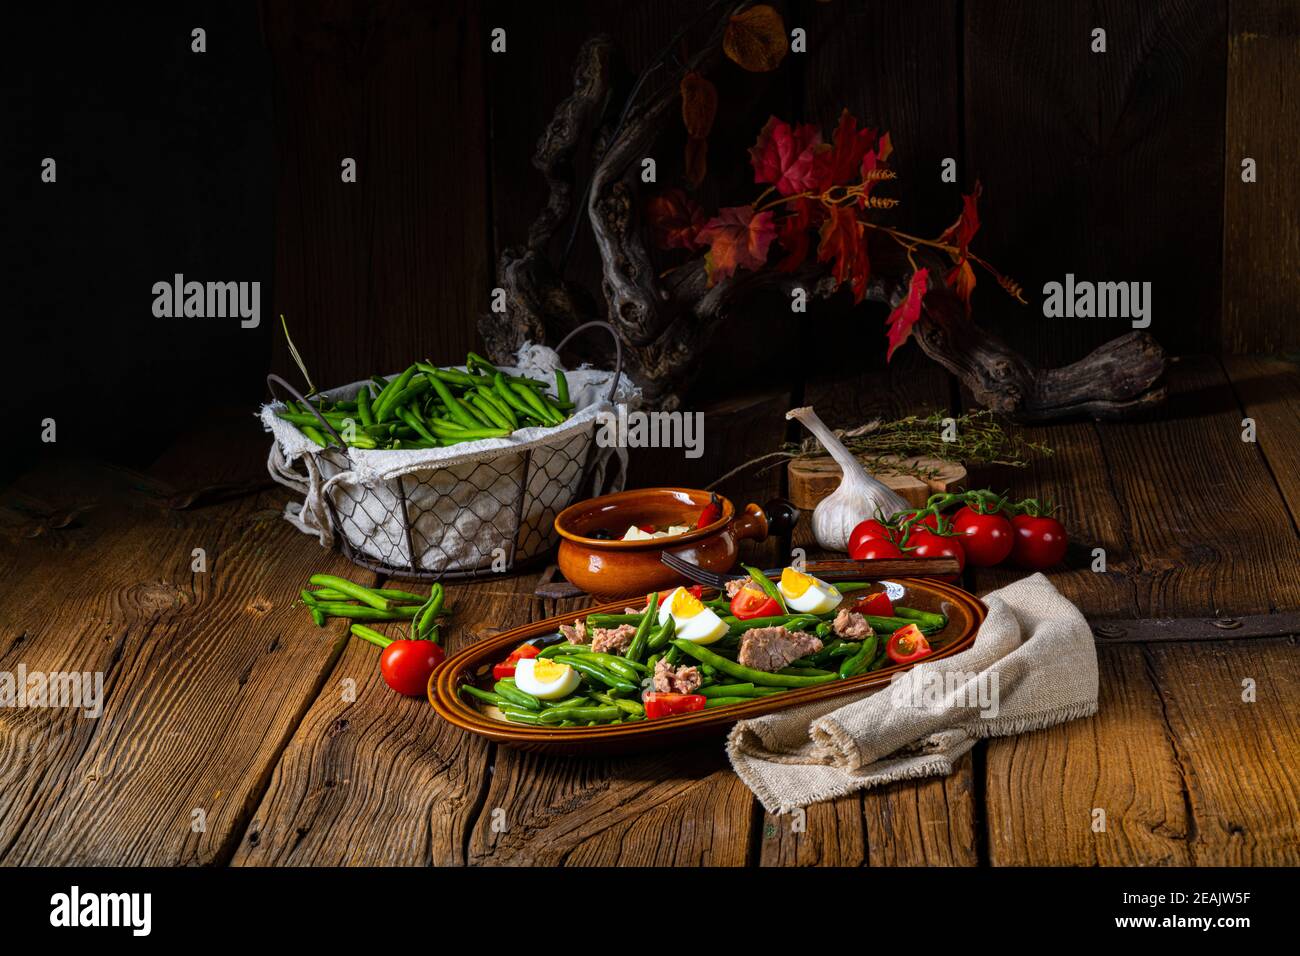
(952, 506), (1015, 568)
(847, 518), (897, 556)
(885, 623), (932, 664)
(848, 535), (903, 561)
(901, 528), (965, 582)
(1010, 514), (1069, 570)
(851, 590), (894, 617)
(897, 509), (943, 532)
(730, 585), (781, 620)
(492, 642), (540, 680)
(643, 692), (707, 720)
(381, 639), (446, 697)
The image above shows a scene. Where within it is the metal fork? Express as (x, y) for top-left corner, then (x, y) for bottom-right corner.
(660, 550), (961, 588)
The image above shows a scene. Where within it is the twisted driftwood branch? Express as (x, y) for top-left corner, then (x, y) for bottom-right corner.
(481, 4), (1167, 420)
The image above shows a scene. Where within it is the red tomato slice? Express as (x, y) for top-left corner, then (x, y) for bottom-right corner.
(730, 586), (781, 620)
(492, 642), (541, 680)
(643, 692), (707, 720)
(885, 624), (932, 664)
(851, 590), (894, 617)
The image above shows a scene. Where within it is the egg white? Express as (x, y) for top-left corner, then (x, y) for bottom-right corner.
(780, 577), (843, 614)
(514, 658), (581, 700)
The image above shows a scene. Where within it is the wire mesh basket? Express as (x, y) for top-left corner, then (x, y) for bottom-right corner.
(264, 322), (626, 582)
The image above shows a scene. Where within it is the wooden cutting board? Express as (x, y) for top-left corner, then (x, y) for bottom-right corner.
(787, 455), (967, 510)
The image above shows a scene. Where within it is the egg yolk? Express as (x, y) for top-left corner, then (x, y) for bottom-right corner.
(531, 659), (566, 682)
(780, 567), (815, 598)
(670, 588), (705, 618)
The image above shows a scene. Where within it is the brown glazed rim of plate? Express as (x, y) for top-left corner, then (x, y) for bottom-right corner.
(430, 576), (987, 746)
(553, 486), (736, 550)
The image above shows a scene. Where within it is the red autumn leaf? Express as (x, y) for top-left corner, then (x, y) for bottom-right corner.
(877, 131), (893, 163)
(816, 205), (871, 303)
(645, 188), (706, 252)
(885, 268), (930, 360)
(749, 116), (825, 196)
(820, 109), (878, 188)
(680, 72), (718, 187)
(938, 181), (982, 312)
(698, 205), (777, 285)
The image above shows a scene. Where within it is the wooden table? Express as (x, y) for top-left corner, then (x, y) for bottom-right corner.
(1, 355), (1297, 866)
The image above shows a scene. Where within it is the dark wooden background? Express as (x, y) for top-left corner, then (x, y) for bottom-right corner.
(9, 0), (1298, 469)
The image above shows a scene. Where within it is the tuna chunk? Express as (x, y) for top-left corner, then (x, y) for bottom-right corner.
(559, 618), (587, 644)
(724, 578), (748, 599)
(591, 623), (637, 655)
(832, 609), (874, 640)
(653, 658), (703, 694)
(738, 626), (823, 672)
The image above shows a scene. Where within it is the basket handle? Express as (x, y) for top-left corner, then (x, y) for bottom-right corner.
(553, 321), (623, 403)
(266, 373), (347, 449)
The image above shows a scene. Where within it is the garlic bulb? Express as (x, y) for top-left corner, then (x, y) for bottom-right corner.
(786, 405), (910, 552)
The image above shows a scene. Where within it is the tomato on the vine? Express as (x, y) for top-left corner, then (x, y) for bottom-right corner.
(848, 518), (897, 557)
(1010, 513), (1069, 570)
(952, 506), (1014, 568)
(900, 528), (965, 581)
(848, 535), (903, 561)
(897, 509), (943, 532)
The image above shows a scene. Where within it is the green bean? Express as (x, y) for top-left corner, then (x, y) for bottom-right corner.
(838, 634), (879, 679)
(513, 382), (561, 425)
(703, 696), (751, 708)
(424, 372), (478, 429)
(494, 679), (542, 711)
(469, 394), (511, 430)
(308, 606), (326, 628)
(670, 640), (841, 688)
(699, 682), (757, 698)
(551, 655), (638, 693)
(752, 686), (789, 697)
(564, 649), (646, 680)
(723, 613), (819, 634)
(626, 592), (658, 663)
(647, 616), (676, 652)
(398, 406), (440, 444)
(475, 386), (518, 429)
(590, 691), (645, 717)
(494, 372), (535, 420)
(313, 602), (419, 621)
(742, 564), (788, 614)
(373, 365), (418, 421)
(498, 706), (543, 725)
(356, 384), (375, 427)
(539, 642), (581, 658)
(309, 574), (393, 610)
(537, 704), (622, 725)
(586, 613), (642, 627)
(460, 685), (506, 707)
(893, 606), (948, 630)
(778, 666), (835, 677)
(412, 583), (444, 641)
(350, 623), (393, 648)
(554, 369), (569, 405)
(306, 586), (427, 604)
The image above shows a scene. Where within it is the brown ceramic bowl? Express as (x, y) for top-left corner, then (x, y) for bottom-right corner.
(554, 487), (798, 600)
(430, 574), (987, 755)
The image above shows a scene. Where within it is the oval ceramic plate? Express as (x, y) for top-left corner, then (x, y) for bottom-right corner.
(430, 576), (986, 754)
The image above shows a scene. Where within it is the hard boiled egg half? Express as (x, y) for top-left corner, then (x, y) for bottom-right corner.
(778, 568), (843, 615)
(514, 658), (581, 700)
(657, 586), (728, 644)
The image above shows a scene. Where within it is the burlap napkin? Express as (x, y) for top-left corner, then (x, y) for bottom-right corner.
(726, 573), (1098, 814)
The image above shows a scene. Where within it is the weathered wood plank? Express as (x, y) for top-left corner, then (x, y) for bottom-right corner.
(1222, 0), (1300, 352)
(1222, 354), (1300, 529)
(1145, 636), (1300, 864)
(985, 646), (1192, 866)
(0, 428), (354, 865)
(232, 579), (533, 866)
(264, 0), (490, 387)
(964, 0), (1227, 363)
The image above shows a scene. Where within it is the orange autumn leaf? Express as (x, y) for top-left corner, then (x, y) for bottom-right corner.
(645, 188), (706, 251)
(698, 205), (777, 285)
(723, 5), (788, 72)
(680, 71), (718, 138)
(885, 268), (930, 360)
(939, 181), (982, 313)
(817, 205), (871, 303)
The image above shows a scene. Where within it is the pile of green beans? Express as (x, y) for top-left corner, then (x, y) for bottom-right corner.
(278, 351), (574, 450)
(300, 574), (446, 642)
(462, 580), (951, 728)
